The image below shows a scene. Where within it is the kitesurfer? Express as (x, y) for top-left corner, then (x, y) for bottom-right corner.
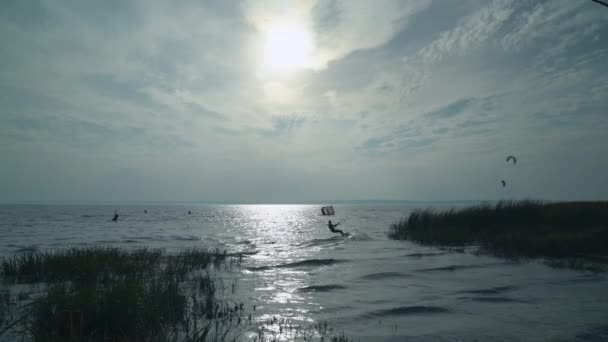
(327, 220), (345, 236)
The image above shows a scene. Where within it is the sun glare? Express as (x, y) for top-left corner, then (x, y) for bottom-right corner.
(262, 21), (313, 73)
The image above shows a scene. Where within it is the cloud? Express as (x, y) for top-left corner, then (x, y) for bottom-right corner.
(426, 98), (475, 119)
(1, 0), (608, 202)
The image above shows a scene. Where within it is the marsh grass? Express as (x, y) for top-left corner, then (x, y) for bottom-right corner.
(0, 247), (235, 284)
(0, 247), (249, 341)
(389, 200), (608, 265)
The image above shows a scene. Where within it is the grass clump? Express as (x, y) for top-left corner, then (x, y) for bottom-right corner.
(0, 247), (246, 341)
(389, 200), (608, 262)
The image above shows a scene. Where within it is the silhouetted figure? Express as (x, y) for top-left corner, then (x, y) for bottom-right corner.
(112, 209), (119, 222)
(327, 220), (345, 236)
(501, 180), (506, 188)
(144, 209), (147, 214)
(188, 210), (192, 215)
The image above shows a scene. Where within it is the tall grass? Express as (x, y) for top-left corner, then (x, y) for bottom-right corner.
(389, 200), (608, 259)
(0, 247), (245, 341)
(0, 247), (233, 284)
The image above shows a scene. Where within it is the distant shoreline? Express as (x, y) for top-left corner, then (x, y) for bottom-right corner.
(0, 199), (543, 206)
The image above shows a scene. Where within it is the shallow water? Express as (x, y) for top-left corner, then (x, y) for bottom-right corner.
(1, 204), (607, 341)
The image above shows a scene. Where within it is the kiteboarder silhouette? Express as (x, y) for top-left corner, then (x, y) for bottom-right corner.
(328, 220), (346, 236)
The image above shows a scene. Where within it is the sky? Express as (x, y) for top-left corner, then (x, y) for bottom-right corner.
(1, 0), (607, 203)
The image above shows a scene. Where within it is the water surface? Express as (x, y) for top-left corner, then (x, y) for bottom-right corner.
(1, 204), (606, 341)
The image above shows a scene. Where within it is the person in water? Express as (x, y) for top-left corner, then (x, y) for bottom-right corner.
(327, 220), (345, 236)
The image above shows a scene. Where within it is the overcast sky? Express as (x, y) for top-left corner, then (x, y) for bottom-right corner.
(1, 0), (607, 203)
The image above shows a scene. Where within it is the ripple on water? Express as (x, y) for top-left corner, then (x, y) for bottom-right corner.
(414, 262), (508, 273)
(358, 272), (411, 280)
(297, 284), (346, 292)
(402, 252), (448, 258)
(364, 306), (450, 318)
(458, 296), (532, 304)
(246, 258), (346, 271)
(170, 235), (201, 241)
(457, 285), (517, 295)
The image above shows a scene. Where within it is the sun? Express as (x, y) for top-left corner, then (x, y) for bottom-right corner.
(262, 21), (313, 73)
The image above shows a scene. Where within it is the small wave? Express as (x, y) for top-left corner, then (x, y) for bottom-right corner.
(414, 262), (505, 273)
(359, 272), (411, 280)
(297, 236), (343, 247)
(297, 284), (346, 292)
(80, 214), (103, 218)
(170, 235), (201, 241)
(346, 232), (373, 241)
(246, 258), (345, 271)
(402, 252), (447, 258)
(459, 296), (531, 304)
(458, 285), (517, 295)
(364, 306), (449, 318)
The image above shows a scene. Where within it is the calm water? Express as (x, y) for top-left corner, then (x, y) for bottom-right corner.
(1, 204), (607, 341)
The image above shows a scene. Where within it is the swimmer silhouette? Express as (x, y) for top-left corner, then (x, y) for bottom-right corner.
(112, 209), (119, 222)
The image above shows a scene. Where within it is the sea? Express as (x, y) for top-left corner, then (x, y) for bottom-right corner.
(1, 204), (607, 341)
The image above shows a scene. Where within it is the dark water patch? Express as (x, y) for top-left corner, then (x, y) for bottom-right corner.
(459, 296), (531, 304)
(122, 239), (138, 243)
(246, 258), (346, 271)
(544, 274), (605, 286)
(170, 235), (201, 241)
(458, 285), (517, 295)
(414, 262), (506, 273)
(402, 252), (447, 258)
(356, 299), (391, 305)
(80, 214), (104, 218)
(568, 324), (608, 342)
(364, 306), (450, 318)
(359, 272), (411, 280)
(297, 284), (346, 292)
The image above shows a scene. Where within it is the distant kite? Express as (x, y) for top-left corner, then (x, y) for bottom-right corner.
(506, 155), (517, 164)
(501, 180), (506, 188)
(591, 0), (608, 9)
(321, 206), (335, 215)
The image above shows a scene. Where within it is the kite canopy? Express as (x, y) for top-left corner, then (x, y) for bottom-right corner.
(321, 206), (335, 215)
(506, 155), (517, 164)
